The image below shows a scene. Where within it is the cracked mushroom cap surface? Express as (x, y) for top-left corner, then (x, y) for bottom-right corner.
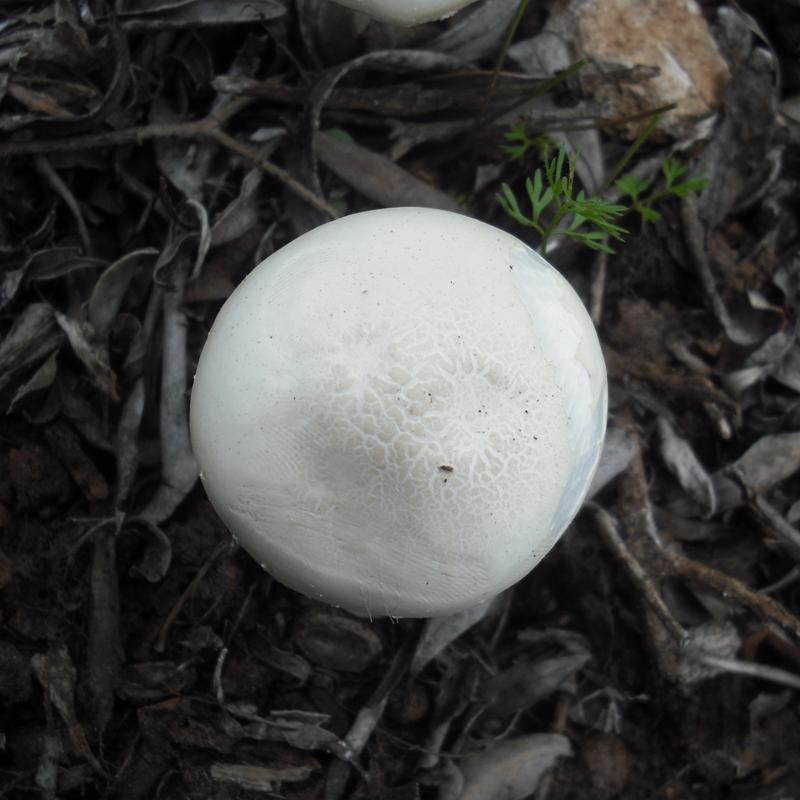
(190, 207), (607, 618)
(326, 0), (481, 24)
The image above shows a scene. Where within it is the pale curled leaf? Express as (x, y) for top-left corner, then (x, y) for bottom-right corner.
(587, 426), (634, 498)
(304, 49), (466, 187)
(481, 654), (590, 717)
(187, 199), (212, 281)
(211, 167), (263, 246)
(31, 646), (80, 725)
(775, 340), (800, 393)
(713, 432), (800, 512)
(87, 524), (122, 739)
(54, 311), (118, 400)
(140, 280), (197, 524)
(0, 303), (64, 395)
(8, 351), (58, 412)
(115, 378), (146, 510)
(658, 418), (716, 515)
(315, 131), (465, 213)
(0, 247), (83, 309)
(151, 94), (211, 200)
(411, 597), (501, 677)
(460, 734), (572, 800)
(678, 621), (741, 685)
(89, 249), (158, 340)
(32, 646), (104, 773)
(121, 517), (173, 583)
(427, 0), (519, 63)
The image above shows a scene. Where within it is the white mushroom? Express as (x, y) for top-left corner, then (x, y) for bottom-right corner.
(325, 0), (481, 25)
(190, 207), (607, 618)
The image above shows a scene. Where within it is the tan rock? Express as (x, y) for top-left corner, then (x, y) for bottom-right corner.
(547, 0), (730, 139)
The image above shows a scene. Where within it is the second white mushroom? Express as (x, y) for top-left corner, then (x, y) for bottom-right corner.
(325, 0), (482, 25)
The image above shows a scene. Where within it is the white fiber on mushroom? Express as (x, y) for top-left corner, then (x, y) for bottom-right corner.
(190, 207), (607, 618)
(325, 0), (482, 25)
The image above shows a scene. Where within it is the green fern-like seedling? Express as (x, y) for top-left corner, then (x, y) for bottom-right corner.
(615, 158), (707, 223)
(498, 121), (707, 252)
(502, 123), (554, 162)
(497, 143), (628, 254)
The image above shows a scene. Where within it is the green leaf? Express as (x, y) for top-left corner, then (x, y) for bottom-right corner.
(662, 158), (689, 188)
(525, 169), (553, 225)
(567, 212), (587, 233)
(668, 173), (707, 197)
(637, 205), (661, 222)
(566, 230), (616, 253)
(504, 122), (527, 142)
(615, 173), (650, 200)
(554, 147), (567, 196)
(502, 142), (527, 159)
(502, 123), (531, 159)
(497, 183), (533, 228)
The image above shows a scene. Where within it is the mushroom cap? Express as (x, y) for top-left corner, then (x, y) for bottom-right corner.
(325, 0), (481, 25)
(190, 208), (607, 618)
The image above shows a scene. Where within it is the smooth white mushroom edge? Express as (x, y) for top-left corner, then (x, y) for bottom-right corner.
(325, 0), (481, 25)
(190, 207), (607, 618)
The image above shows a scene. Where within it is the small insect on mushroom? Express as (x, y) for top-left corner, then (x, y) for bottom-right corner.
(325, 0), (481, 25)
(190, 207), (607, 618)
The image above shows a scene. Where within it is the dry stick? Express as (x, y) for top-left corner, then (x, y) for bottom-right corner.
(593, 501), (800, 690)
(725, 466), (800, 563)
(590, 503), (687, 646)
(0, 115), (338, 220)
(613, 426), (800, 645)
(661, 549), (800, 643)
(207, 128), (338, 218)
(692, 654), (800, 691)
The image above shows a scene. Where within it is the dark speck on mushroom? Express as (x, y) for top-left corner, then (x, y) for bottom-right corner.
(438, 465), (454, 473)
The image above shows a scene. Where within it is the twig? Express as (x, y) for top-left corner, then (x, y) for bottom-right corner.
(0, 111), (338, 219)
(725, 466), (800, 563)
(590, 503), (687, 645)
(661, 549), (800, 643)
(689, 652), (800, 691)
(0, 120), (215, 156)
(614, 425), (800, 644)
(208, 128), (338, 218)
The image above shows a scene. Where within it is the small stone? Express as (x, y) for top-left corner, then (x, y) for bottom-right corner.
(547, 0), (730, 139)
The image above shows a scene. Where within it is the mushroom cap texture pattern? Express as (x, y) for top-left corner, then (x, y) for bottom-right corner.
(190, 208), (607, 618)
(326, 0), (481, 25)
